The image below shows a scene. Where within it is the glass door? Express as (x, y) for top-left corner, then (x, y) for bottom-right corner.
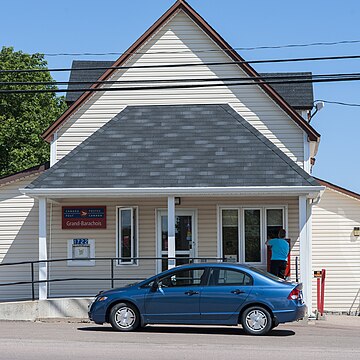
(157, 210), (196, 272)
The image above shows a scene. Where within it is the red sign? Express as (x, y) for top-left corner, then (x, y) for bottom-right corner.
(62, 206), (106, 229)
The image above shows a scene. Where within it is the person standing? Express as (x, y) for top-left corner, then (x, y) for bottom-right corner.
(266, 229), (289, 279)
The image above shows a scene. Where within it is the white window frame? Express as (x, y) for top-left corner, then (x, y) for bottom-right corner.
(116, 206), (139, 266)
(242, 208), (263, 265)
(219, 208), (240, 262)
(218, 205), (288, 266)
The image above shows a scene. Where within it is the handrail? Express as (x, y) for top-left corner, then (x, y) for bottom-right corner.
(0, 256), (224, 301)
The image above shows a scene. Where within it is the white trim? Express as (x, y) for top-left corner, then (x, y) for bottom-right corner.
(303, 133), (311, 174)
(38, 197), (48, 300)
(299, 195), (312, 315)
(116, 206), (139, 266)
(21, 186), (325, 198)
(50, 132), (58, 167)
(167, 196), (176, 269)
(242, 208), (263, 265)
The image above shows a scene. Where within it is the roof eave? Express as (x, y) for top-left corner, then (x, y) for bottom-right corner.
(21, 186), (325, 199)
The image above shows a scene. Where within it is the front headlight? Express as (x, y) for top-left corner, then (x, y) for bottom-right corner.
(98, 296), (108, 302)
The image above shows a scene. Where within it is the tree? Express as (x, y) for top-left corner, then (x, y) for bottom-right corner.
(0, 46), (67, 177)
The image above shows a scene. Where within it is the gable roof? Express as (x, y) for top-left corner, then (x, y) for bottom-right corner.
(29, 104), (319, 190)
(65, 61), (314, 110)
(0, 162), (49, 187)
(315, 177), (360, 201)
(41, 0), (320, 143)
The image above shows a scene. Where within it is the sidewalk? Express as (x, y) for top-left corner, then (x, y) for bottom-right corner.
(310, 314), (360, 328)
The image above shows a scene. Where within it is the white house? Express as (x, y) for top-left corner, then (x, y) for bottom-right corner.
(0, 0), (359, 314)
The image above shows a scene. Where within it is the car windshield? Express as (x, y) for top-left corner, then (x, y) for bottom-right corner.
(249, 267), (285, 282)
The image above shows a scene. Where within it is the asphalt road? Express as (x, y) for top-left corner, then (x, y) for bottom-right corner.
(0, 320), (359, 360)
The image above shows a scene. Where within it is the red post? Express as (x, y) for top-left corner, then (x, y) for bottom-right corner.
(320, 269), (326, 315)
(317, 278), (321, 313)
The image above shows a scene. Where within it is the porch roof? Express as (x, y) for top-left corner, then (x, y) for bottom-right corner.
(26, 104), (320, 192)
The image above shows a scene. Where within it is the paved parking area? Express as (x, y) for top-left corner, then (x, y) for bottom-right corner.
(0, 318), (359, 360)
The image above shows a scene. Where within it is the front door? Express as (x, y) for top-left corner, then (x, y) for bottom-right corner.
(157, 210), (196, 272)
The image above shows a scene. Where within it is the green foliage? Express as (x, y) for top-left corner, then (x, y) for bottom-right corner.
(0, 46), (67, 177)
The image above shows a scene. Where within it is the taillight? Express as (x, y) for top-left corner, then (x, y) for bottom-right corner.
(288, 288), (300, 300)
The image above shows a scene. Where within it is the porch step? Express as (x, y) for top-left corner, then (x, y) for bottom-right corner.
(0, 298), (92, 321)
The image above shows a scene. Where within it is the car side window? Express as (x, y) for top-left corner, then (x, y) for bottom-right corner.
(158, 268), (206, 288)
(209, 268), (252, 286)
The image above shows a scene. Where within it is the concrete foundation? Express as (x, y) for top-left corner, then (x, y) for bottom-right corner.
(0, 298), (92, 321)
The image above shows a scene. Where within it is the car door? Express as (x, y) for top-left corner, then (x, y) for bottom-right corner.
(200, 267), (253, 323)
(144, 267), (206, 323)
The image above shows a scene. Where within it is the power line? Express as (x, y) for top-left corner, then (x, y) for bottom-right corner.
(315, 99), (360, 107)
(1, 54), (360, 74)
(2, 75), (360, 94)
(0, 72), (359, 87)
(41, 39), (360, 57)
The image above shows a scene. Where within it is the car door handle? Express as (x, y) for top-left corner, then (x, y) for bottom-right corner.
(184, 290), (199, 296)
(231, 289), (245, 295)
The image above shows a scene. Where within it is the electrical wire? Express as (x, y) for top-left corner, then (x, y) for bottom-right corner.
(41, 39), (360, 56)
(1, 54), (360, 74)
(314, 99), (360, 107)
(1, 76), (360, 94)
(0, 72), (358, 87)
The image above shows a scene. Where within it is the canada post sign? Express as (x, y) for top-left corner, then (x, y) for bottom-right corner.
(62, 207), (106, 229)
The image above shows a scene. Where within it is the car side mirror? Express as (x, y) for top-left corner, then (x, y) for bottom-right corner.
(150, 279), (159, 292)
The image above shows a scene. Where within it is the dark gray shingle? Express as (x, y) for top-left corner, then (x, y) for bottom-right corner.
(29, 104), (319, 189)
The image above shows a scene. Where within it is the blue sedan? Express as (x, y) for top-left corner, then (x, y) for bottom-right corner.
(88, 263), (306, 335)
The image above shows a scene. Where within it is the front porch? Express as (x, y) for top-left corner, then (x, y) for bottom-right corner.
(15, 191), (319, 314)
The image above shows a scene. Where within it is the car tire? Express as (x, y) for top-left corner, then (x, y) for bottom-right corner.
(241, 306), (272, 336)
(109, 302), (140, 332)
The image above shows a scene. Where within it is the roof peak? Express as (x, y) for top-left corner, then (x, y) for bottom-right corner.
(41, 0), (320, 142)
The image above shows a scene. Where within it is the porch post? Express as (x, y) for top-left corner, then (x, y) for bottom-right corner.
(299, 195), (313, 315)
(38, 197), (48, 300)
(167, 196), (176, 269)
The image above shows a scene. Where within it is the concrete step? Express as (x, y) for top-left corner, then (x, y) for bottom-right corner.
(0, 298), (92, 321)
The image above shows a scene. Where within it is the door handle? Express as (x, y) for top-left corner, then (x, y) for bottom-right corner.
(184, 290), (199, 296)
(231, 289), (245, 295)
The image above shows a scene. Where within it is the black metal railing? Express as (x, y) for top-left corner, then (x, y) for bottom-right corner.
(0, 256), (224, 301)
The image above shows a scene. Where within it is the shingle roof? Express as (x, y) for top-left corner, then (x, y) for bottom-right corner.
(66, 61), (114, 103)
(28, 104), (319, 189)
(65, 61), (314, 110)
(260, 72), (314, 109)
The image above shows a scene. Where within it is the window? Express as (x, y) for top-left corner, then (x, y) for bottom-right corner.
(266, 209), (284, 240)
(158, 268), (205, 287)
(221, 209), (239, 262)
(244, 209), (261, 263)
(219, 206), (287, 265)
(209, 268), (252, 286)
(117, 207), (137, 264)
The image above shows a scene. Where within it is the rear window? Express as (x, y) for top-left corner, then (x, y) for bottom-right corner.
(249, 267), (285, 282)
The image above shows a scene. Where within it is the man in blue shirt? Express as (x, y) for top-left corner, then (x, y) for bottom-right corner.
(266, 229), (289, 279)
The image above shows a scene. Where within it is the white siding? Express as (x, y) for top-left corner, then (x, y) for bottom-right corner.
(312, 188), (360, 313)
(56, 10), (305, 166)
(0, 176), (40, 300)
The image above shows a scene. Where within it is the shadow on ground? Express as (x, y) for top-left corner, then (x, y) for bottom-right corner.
(77, 325), (295, 337)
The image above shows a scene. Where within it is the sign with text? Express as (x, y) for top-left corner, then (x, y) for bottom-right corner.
(62, 207), (106, 229)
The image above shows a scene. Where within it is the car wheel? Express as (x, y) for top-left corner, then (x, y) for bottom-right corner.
(241, 306), (272, 336)
(109, 302), (140, 332)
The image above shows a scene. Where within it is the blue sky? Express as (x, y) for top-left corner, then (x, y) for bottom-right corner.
(1, 0), (359, 192)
